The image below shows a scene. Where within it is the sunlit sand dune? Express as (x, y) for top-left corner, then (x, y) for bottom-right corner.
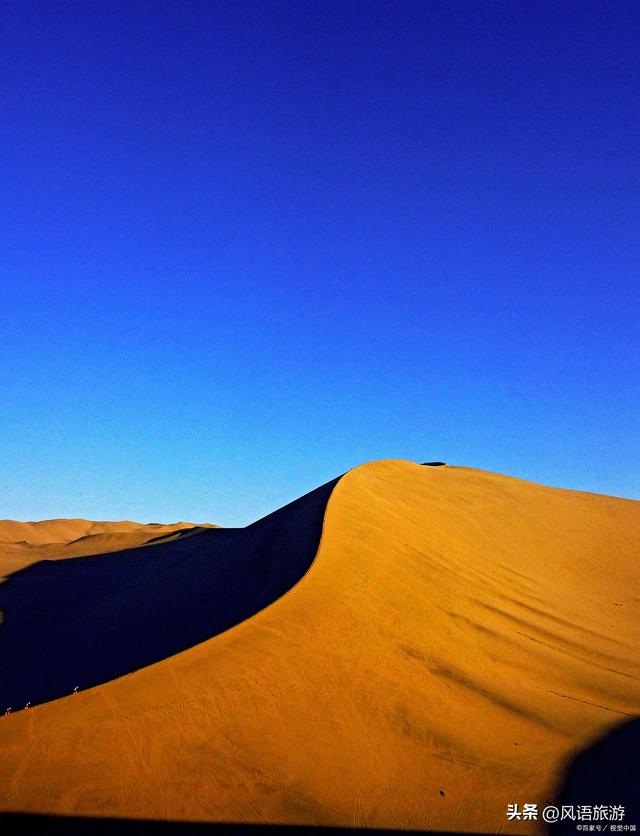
(0, 519), (215, 577)
(1, 460), (639, 833)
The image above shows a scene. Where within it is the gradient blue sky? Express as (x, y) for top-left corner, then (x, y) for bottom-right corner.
(1, 1), (638, 526)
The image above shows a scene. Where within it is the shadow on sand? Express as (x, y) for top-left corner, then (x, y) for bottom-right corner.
(549, 717), (640, 834)
(0, 477), (340, 712)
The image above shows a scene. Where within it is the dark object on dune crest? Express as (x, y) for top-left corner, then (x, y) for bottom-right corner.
(0, 477), (340, 712)
(421, 461), (447, 467)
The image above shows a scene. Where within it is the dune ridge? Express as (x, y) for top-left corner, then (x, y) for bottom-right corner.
(0, 460), (639, 833)
(0, 477), (339, 710)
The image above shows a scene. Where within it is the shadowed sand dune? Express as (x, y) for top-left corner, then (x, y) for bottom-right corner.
(0, 478), (338, 709)
(0, 460), (639, 834)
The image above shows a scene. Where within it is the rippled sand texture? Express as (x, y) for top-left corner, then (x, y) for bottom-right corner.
(1, 460), (638, 833)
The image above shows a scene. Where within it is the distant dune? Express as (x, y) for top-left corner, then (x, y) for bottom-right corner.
(0, 518), (215, 577)
(0, 461), (639, 834)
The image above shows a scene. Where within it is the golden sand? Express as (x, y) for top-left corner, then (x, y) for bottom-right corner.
(0, 519), (213, 577)
(0, 460), (638, 832)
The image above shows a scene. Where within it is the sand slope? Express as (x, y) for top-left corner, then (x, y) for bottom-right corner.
(0, 478), (337, 709)
(0, 460), (639, 833)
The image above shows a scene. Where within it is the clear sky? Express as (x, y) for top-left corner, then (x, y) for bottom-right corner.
(1, 1), (638, 526)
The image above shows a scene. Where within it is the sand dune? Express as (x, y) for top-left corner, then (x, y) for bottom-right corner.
(0, 517), (205, 546)
(0, 519), (214, 578)
(0, 478), (337, 709)
(0, 460), (639, 833)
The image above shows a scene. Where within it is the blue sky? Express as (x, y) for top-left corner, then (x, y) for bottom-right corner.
(1, 1), (638, 525)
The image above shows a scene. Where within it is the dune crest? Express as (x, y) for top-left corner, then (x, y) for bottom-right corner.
(0, 460), (639, 833)
(0, 478), (338, 710)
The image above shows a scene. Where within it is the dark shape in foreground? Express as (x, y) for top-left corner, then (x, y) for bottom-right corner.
(550, 717), (640, 834)
(421, 462), (447, 467)
(0, 815), (490, 836)
(0, 478), (339, 711)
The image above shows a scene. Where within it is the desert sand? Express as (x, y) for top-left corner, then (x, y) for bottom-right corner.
(0, 460), (639, 833)
(0, 518), (213, 578)
(0, 478), (336, 710)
